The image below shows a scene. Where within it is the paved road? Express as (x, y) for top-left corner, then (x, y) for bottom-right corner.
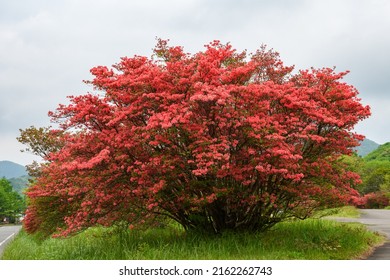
(331, 209), (390, 259)
(358, 209), (390, 238)
(359, 210), (390, 260)
(0, 225), (22, 257)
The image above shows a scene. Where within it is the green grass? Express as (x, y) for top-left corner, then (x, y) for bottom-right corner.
(314, 206), (361, 218)
(1, 218), (384, 260)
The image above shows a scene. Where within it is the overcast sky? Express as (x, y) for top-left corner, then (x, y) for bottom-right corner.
(1, 0), (389, 165)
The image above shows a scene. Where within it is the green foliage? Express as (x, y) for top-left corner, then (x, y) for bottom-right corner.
(0, 178), (25, 222)
(380, 174), (390, 195)
(364, 142), (390, 162)
(360, 143), (390, 196)
(2, 220), (383, 260)
(360, 161), (390, 194)
(17, 126), (64, 159)
(342, 143), (390, 206)
(8, 175), (30, 195)
(314, 206), (361, 218)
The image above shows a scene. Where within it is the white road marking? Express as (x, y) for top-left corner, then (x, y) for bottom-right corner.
(0, 232), (16, 247)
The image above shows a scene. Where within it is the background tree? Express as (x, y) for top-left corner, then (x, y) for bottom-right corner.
(0, 178), (25, 223)
(380, 174), (390, 195)
(21, 40), (370, 236)
(342, 143), (390, 208)
(360, 162), (390, 194)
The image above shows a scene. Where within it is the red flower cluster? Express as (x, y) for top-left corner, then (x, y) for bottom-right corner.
(351, 192), (390, 209)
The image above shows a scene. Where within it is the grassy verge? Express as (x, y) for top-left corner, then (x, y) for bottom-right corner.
(1, 218), (384, 260)
(314, 206), (361, 218)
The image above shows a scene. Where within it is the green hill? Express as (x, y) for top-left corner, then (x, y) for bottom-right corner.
(355, 139), (380, 157)
(8, 175), (30, 195)
(364, 142), (390, 162)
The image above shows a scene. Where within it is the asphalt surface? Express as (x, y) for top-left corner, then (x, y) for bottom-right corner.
(0, 225), (22, 257)
(359, 210), (390, 260)
(331, 209), (390, 260)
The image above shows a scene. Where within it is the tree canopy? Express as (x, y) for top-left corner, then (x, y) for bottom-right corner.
(0, 178), (25, 222)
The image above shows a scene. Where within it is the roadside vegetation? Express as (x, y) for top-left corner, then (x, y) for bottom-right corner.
(342, 143), (390, 208)
(0, 178), (25, 224)
(314, 206), (361, 218)
(2, 215), (384, 260)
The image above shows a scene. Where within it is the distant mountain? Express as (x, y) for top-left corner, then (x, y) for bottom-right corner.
(0, 160), (27, 179)
(355, 139), (380, 157)
(364, 142), (390, 162)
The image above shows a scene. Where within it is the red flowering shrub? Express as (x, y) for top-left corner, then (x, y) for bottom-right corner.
(23, 40), (370, 236)
(349, 195), (367, 208)
(356, 192), (390, 209)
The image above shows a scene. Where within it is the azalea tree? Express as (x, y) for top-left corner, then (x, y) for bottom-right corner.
(22, 39), (370, 236)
